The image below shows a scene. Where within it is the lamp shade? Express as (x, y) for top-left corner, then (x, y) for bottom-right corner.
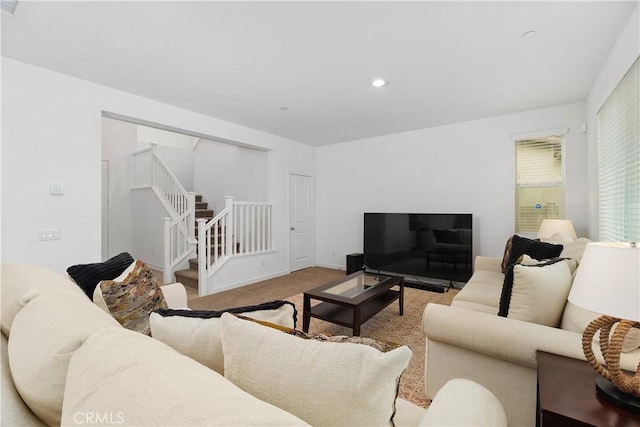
(568, 242), (640, 321)
(537, 219), (577, 240)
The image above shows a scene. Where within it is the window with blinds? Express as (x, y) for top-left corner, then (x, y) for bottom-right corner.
(597, 57), (640, 243)
(515, 135), (565, 234)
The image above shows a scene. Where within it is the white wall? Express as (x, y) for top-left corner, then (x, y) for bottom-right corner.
(315, 102), (589, 269)
(131, 188), (167, 270)
(154, 144), (195, 192)
(137, 125), (198, 150)
(2, 58), (315, 291)
(586, 5), (639, 240)
(193, 140), (268, 213)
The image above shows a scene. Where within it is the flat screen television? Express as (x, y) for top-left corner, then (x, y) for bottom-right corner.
(363, 213), (473, 285)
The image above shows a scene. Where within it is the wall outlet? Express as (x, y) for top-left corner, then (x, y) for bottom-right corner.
(39, 229), (61, 241)
(260, 259), (265, 267)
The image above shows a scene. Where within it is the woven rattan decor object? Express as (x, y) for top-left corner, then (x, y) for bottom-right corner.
(582, 315), (640, 397)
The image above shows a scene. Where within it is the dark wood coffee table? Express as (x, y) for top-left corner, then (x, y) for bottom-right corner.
(302, 271), (404, 336)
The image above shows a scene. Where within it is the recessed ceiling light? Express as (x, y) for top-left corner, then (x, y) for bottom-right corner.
(372, 79), (387, 88)
(522, 30), (537, 39)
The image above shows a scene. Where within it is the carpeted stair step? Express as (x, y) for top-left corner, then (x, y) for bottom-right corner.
(195, 201), (208, 210)
(188, 257), (219, 269)
(174, 268), (198, 289)
(195, 195), (203, 203)
(195, 209), (214, 218)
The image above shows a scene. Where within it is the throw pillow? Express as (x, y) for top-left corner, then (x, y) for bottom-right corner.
(149, 301), (296, 374)
(92, 260), (136, 313)
(67, 252), (134, 298)
(499, 258), (572, 327)
(99, 260), (167, 335)
(500, 235), (514, 273)
(239, 314), (402, 353)
(500, 235), (563, 273)
(219, 313), (412, 427)
(561, 302), (640, 353)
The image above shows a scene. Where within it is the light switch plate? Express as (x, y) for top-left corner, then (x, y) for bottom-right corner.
(48, 183), (64, 195)
(39, 229), (61, 241)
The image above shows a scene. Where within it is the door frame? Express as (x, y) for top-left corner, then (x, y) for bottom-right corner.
(288, 172), (314, 272)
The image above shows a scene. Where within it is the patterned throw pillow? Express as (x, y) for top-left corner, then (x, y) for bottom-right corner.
(500, 236), (515, 273)
(67, 252), (134, 298)
(100, 260), (167, 335)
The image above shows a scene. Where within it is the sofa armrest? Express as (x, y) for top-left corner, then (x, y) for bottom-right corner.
(161, 282), (188, 309)
(423, 304), (586, 368)
(423, 303), (587, 427)
(419, 378), (507, 427)
(473, 256), (503, 273)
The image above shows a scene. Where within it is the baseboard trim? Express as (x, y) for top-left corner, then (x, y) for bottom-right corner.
(314, 263), (344, 271)
(208, 269), (290, 295)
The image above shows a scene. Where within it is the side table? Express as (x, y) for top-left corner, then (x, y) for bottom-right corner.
(537, 351), (640, 427)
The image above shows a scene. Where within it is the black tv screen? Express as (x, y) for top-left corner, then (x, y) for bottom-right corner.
(363, 213), (473, 283)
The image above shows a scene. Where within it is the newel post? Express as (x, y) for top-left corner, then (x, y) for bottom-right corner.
(163, 217), (172, 284)
(197, 218), (207, 295)
(187, 192), (196, 240)
(225, 196), (235, 255)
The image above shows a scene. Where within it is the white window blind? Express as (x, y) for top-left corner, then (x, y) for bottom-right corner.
(515, 135), (565, 234)
(597, 57), (640, 243)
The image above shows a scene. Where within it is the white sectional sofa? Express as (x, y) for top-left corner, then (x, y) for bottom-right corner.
(422, 244), (640, 427)
(1, 262), (507, 427)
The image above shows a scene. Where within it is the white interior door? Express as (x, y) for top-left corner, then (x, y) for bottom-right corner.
(289, 174), (313, 271)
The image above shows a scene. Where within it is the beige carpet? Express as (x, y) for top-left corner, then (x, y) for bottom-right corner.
(285, 287), (458, 408)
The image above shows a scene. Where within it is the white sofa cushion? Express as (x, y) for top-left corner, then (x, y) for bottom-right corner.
(8, 290), (120, 426)
(562, 301), (640, 352)
(453, 270), (504, 309)
(219, 313), (412, 427)
(61, 327), (309, 426)
(1, 263), (85, 335)
(149, 301), (296, 374)
(1, 333), (46, 427)
(541, 234), (592, 264)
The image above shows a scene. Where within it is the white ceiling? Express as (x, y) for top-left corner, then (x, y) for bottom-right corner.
(2, 1), (637, 146)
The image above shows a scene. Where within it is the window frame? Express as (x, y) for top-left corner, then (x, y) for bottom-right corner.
(512, 128), (569, 236)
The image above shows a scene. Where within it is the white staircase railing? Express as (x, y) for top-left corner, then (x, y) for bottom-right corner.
(132, 145), (196, 283)
(197, 196), (273, 293)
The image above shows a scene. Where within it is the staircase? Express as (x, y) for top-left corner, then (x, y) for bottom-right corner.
(174, 195), (214, 289)
(132, 146), (274, 296)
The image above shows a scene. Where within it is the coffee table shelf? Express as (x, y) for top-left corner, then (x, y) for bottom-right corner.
(309, 289), (399, 328)
(303, 272), (404, 336)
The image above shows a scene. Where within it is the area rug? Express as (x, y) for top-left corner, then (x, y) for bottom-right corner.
(285, 287), (458, 408)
